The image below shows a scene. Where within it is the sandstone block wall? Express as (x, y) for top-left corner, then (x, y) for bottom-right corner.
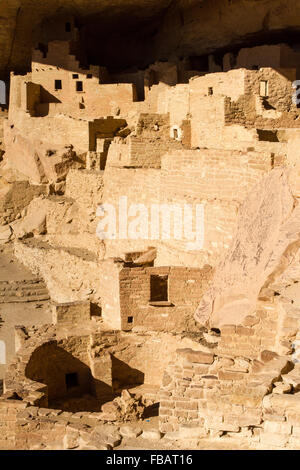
(156, 84), (190, 128)
(31, 41), (137, 120)
(159, 346), (300, 449)
(218, 316), (276, 360)
(101, 146), (275, 268)
(0, 398), (28, 449)
(157, 148), (274, 266)
(225, 68), (299, 132)
(98, 259), (122, 330)
(65, 169), (104, 208)
(90, 330), (212, 389)
(0, 323), (217, 449)
(190, 94), (226, 149)
(107, 134), (182, 169)
(260, 393), (300, 449)
(161, 149), (273, 202)
(159, 348), (254, 434)
(158, 348), (294, 444)
(102, 167), (160, 257)
(244, 68), (296, 113)
(230, 44), (300, 77)
(119, 265), (213, 331)
(52, 301), (91, 327)
(189, 69), (246, 101)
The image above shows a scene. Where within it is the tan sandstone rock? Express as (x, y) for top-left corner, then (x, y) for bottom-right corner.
(195, 169), (299, 328)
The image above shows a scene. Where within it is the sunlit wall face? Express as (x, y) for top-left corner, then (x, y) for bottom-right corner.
(0, 340), (6, 365)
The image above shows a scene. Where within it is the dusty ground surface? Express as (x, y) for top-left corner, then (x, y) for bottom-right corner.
(0, 243), (51, 380)
(0, 244), (39, 281)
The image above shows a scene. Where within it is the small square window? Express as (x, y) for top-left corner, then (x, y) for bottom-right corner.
(86, 74), (93, 79)
(72, 74), (79, 79)
(65, 372), (78, 390)
(128, 316), (133, 324)
(76, 81), (83, 92)
(55, 80), (62, 90)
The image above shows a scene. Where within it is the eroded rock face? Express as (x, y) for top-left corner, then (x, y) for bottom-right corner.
(12, 196), (48, 239)
(0, 179), (46, 226)
(195, 168), (300, 328)
(3, 124), (84, 184)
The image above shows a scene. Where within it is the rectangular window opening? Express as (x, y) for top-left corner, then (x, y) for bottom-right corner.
(208, 87), (213, 96)
(257, 129), (279, 142)
(260, 80), (268, 97)
(72, 74), (79, 79)
(86, 74), (93, 79)
(150, 275), (168, 302)
(76, 81), (83, 92)
(65, 372), (79, 390)
(127, 316), (133, 324)
(55, 79), (62, 90)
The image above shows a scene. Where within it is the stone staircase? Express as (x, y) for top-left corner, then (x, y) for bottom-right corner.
(0, 278), (50, 303)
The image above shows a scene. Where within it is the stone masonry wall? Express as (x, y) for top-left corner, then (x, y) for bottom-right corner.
(103, 148), (274, 267)
(158, 348), (300, 448)
(119, 265), (213, 331)
(52, 301), (91, 328)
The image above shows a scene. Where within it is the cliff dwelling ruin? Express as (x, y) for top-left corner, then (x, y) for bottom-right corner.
(1, 0), (300, 451)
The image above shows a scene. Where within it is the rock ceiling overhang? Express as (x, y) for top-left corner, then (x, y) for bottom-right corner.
(2, 0), (300, 79)
(0, 0), (181, 79)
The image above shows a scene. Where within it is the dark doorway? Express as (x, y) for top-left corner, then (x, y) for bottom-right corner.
(65, 372), (79, 390)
